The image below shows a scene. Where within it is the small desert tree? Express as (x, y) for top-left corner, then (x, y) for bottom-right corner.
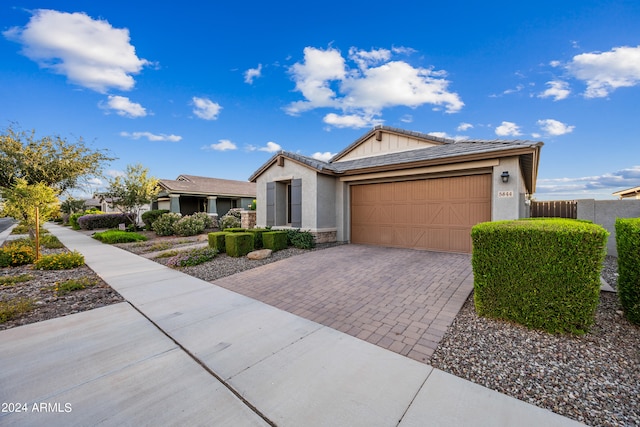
(0, 125), (114, 192)
(101, 164), (159, 229)
(1, 179), (60, 258)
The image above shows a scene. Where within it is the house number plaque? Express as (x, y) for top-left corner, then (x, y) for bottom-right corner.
(498, 191), (514, 198)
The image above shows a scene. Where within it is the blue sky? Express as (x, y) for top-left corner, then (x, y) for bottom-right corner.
(1, 1), (639, 200)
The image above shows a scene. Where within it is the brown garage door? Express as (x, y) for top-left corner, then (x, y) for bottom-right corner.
(350, 174), (492, 253)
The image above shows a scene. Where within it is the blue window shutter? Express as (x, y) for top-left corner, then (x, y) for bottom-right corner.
(266, 182), (275, 226)
(291, 179), (302, 228)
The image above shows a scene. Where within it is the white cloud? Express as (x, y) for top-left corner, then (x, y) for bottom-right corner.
(260, 141), (281, 153)
(323, 113), (381, 129)
(428, 132), (449, 139)
(285, 46), (463, 127)
(427, 132), (468, 141)
(536, 119), (575, 136)
(3, 9), (149, 93)
(120, 131), (181, 142)
(538, 80), (571, 101)
(348, 47), (391, 69)
(495, 121), (522, 137)
(203, 139), (237, 151)
(400, 114), (413, 123)
(192, 96), (222, 120)
(101, 95), (146, 118)
(490, 84), (524, 98)
(565, 45), (640, 98)
(311, 152), (334, 162)
(457, 122), (473, 131)
(244, 64), (262, 84)
(536, 166), (640, 197)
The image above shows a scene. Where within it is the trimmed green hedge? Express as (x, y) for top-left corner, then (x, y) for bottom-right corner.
(225, 233), (254, 257)
(208, 231), (229, 253)
(615, 218), (640, 325)
(246, 228), (269, 249)
(224, 227), (247, 233)
(471, 218), (608, 334)
(263, 231), (288, 251)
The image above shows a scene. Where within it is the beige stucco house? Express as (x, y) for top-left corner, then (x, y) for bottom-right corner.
(154, 175), (256, 217)
(249, 126), (542, 253)
(613, 185), (640, 200)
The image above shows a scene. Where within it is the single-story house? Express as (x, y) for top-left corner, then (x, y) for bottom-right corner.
(153, 174), (256, 217)
(613, 185), (640, 200)
(249, 125), (543, 253)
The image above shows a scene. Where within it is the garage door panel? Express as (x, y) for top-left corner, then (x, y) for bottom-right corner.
(351, 175), (491, 253)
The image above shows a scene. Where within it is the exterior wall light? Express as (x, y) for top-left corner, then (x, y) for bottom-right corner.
(501, 171), (510, 183)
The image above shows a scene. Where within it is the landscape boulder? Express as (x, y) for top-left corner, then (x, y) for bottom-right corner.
(247, 249), (272, 260)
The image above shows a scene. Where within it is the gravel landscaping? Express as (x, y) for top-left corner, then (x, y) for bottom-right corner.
(1, 228), (638, 426)
(431, 256), (639, 427)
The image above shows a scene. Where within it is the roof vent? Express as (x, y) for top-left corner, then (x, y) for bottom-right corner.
(375, 130), (382, 141)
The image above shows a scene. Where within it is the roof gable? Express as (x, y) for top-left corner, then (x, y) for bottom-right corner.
(332, 125), (451, 162)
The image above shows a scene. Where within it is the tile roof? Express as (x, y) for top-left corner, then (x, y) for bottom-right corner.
(248, 126), (543, 194)
(159, 175), (256, 197)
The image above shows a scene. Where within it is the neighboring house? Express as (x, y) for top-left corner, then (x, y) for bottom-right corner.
(613, 185), (640, 200)
(154, 175), (256, 217)
(88, 196), (151, 224)
(249, 125), (543, 253)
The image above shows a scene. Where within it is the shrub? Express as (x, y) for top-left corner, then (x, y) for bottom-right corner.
(287, 229), (316, 249)
(0, 297), (34, 323)
(152, 212), (181, 236)
(208, 232), (229, 253)
(224, 228), (246, 233)
(68, 212), (84, 230)
(141, 209), (170, 230)
(173, 214), (206, 236)
(0, 274), (33, 286)
(0, 240), (36, 267)
(247, 228), (269, 249)
(220, 208), (242, 229)
(191, 212), (215, 229)
(93, 230), (148, 244)
(78, 213), (133, 230)
(225, 233), (254, 257)
(154, 249), (180, 259)
(10, 223), (30, 234)
(55, 276), (98, 296)
(166, 247), (217, 268)
(40, 234), (64, 249)
(471, 219), (608, 334)
(263, 231), (288, 251)
(615, 218), (640, 325)
(34, 251), (85, 270)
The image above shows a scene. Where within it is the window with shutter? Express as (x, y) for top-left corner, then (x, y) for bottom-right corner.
(291, 179), (302, 227)
(266, 182), (275, 226)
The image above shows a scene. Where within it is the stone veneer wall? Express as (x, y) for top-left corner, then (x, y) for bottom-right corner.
(241, 210), (257, 229)
(313, 230), (337, 244)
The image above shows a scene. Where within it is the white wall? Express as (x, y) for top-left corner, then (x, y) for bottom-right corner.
(492, 157), (527, 221)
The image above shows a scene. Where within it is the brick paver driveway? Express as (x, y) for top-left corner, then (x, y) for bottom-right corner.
(211, 244), (473, 363)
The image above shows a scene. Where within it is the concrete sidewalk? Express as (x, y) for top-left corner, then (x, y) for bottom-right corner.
(0, 224), (585, 426)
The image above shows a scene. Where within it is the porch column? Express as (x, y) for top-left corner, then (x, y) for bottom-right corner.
(169, 194), (181, 214)
(207, 196), (218, 215)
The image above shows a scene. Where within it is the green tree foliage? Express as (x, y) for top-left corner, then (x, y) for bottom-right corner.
(101, 164), (159, 226)
(1, 179), (59, 236)
(60, 198), (87, 215)
(0, 125), (114, 192)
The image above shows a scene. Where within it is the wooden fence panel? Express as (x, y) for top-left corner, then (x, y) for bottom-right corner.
(530, 200), (577, 219)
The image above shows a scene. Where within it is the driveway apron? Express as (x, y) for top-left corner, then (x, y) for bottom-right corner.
(212, 244), (474, 362)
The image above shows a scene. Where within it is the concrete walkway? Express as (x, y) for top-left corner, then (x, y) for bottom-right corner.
(0, 224), (585, 426)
